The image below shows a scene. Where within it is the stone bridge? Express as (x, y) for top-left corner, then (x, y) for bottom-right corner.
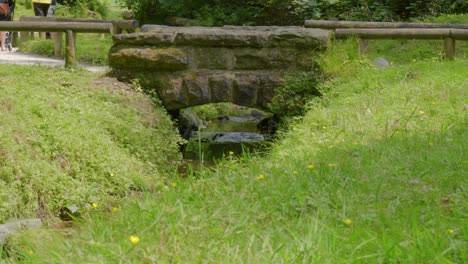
(109, 25), (330, 111)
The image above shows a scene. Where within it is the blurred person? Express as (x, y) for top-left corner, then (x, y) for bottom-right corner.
(0, 0), (14, 51)
(32, 0), (52, 39)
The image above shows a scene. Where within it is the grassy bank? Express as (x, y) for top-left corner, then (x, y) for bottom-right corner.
(4, 39), (466, 263)
(0, 66), (182, 224)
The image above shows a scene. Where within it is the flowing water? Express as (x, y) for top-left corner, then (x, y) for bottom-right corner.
(178, 104), (274, 162)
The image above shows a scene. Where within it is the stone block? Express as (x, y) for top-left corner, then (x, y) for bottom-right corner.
(233, 72), (260, 107)
(233, 48), (296, 70)
(209, 73), (234, 103)
(109, 46), (188, 71)
(183, 75), (210, 106)
(117, 26), (331, 48)
(191, 48), (233, 70)
(153, 76), (188, 111)
(256, 74), (283, 109)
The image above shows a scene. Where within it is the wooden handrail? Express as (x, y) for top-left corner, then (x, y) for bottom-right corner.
(326, 26), (468, 60)
(334, 28), (468, 40)
(19, 16), (139, 33)
(305, 19), (468, 29)
(0, 21), (112, 33)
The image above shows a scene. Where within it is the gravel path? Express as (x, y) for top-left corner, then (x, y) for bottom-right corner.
(0, 49), (108, 73)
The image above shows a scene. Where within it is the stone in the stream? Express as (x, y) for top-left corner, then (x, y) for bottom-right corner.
(0, 219), (42, 244)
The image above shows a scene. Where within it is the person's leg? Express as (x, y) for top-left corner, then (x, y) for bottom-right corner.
(0, 32), (6, 51)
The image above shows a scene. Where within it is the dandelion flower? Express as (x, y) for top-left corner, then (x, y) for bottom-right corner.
(419, 110), (425, 114)
(130, 235), (140, 245)
(293, 170), (298, 175)
(257, 174), (265, 180)
(112, 207), (118, 213)
(229, 151), (234, 156)
(92, 202), (98, 209)
(308, 164), (315, 169)
(171, 182), (177, 187)
(448, 229), (454, 234)
(342, 218), (352, 225)
(110, 173), (115, 177)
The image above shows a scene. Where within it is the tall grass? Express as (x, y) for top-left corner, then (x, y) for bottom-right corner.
(7, 34), (467, 263)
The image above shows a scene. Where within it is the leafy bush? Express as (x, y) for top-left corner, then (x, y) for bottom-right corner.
(56, 0), (109, 18)
(270, 71), (322, 117)
(119, 0), (468, 25)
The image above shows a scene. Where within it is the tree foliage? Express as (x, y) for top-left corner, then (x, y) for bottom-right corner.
(118, 0), (467, 25)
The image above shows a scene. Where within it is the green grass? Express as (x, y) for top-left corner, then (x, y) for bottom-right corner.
(2, 13), (467, 264)
(0, 66), (182, 224)
(4, 37), (466, 263)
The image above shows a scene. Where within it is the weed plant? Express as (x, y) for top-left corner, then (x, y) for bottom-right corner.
(8, 26), (467, 263)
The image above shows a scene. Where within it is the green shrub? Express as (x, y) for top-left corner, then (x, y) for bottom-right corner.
(19, 39), (55, 57)
(270, 71), (322, 117)
(56, 0), (110, 18)
(119, 0), (468, 25)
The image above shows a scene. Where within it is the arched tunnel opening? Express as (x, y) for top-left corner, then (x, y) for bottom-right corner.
(169, 103), (278, 162)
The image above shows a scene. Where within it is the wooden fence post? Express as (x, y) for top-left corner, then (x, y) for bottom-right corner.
(53, 32), (62, 57)
(443, 37), (456, 60)
(65, 30), (76, 68)
(358, 38), (369, 58)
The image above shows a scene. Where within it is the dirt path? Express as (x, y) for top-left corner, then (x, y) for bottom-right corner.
(0, 49), (108, 73)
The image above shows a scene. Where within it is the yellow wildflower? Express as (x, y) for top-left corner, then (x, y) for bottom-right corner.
(112, 207), (119, 213)
(419, 110), (425, 114)
(342, 218), (352, 225)
(448, 229), (454, 234)
(130, 235), (140, 245)
(229, 151), (234, 155)
(329, 163), (336, 168)
(293, 170), (298, 175)
(171, 182), (177, 187)
(308, 164), (315, 169)
(257, 174), (265, 180)
(92, 202), (98, 209)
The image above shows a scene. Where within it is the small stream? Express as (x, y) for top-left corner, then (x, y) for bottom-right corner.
(178, 104), (274, 161)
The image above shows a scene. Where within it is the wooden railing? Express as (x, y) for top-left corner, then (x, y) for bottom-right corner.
(1, 17), (139, 68)
(305, 20), (468, 59)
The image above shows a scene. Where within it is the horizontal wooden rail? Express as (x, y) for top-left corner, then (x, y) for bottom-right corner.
(19, 16), (139, 33)
(0, 21), (112, 33)
(334, 28), (468, 40)
(305, 19), (468, 29)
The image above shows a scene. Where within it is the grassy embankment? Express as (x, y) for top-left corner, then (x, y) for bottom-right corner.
(1, 14), (467, 264)
(0, 66), (182, 224)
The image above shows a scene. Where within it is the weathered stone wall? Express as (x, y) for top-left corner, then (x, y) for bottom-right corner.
(109, 25), (331, 111)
